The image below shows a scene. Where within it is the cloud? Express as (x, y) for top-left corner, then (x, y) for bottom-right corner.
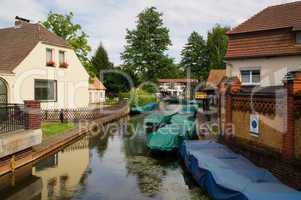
(0, 0), (296, 65)
(0, 0), (46, 26)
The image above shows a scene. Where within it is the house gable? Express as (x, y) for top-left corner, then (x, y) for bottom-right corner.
(0, 21), (72, 74)
(10, 42), (89, 109)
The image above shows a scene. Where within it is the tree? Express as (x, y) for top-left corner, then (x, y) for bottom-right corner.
(121, 7), (172, 85)
(207, 24), (230, 69)
(43, 12), (91, 67)
(91, 43), (112, 76)
(101, 66), (131, 97)
(181, 31), (209, 80)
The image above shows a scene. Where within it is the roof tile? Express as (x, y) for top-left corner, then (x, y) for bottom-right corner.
(0, 21), (72, 73)
(228, 1), (301, 34)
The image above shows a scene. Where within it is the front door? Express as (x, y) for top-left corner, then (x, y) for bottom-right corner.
(0, 78), (7, 104)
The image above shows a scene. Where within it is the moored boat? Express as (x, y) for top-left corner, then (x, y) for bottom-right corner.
(180, 140), (301, 200)
(131, 102), (159, 115)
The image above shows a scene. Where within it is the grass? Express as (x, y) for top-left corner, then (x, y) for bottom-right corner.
(42, 122), (75, 138)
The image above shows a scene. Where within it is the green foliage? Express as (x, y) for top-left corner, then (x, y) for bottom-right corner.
(180, 25), (229, 80)
(43, 12), (92, 70)
(121, 7), (172, 85)
(207, 24), (230, 68)
(119, 88), (156, 107)
(101, 66), (131, 97)
(91, 43), (112, 76)
(181, 31), (209, 80)
(42, 122), (75, 137)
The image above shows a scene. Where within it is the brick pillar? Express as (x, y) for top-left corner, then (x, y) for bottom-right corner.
(224, 92), (233, 138)
(282, 71), (301, 159)
(24, 100), (41, 130)
(224, 77), (241, 139)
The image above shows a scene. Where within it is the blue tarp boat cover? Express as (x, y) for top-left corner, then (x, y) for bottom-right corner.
(147, 121), (196, 151)
(131, 102), (158, 114)
(180, 140), (301, 200)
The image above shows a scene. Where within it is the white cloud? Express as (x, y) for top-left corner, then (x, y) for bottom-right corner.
(0, 0), (296, 64)
(0, 0), (46, 26)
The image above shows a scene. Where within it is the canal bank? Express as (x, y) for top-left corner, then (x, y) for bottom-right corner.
(0, 113), (210, 200)
(0, 102), (130, 176)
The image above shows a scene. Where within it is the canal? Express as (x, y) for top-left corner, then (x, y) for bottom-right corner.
(0, 114), (209, 200)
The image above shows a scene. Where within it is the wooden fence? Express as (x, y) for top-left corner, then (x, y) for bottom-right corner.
(41, 101), (128, 122)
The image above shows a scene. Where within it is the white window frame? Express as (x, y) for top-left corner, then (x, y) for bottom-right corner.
(240, 68), (261, 86)
(34, 79), (57, 102)
(59, 50), (66, 64)
(46, 48), (54, 65)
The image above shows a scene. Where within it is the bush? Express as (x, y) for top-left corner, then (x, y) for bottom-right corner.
(119, 88), (156, 107)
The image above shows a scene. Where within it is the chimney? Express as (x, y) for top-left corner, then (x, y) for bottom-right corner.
(15, 16), (30, 27)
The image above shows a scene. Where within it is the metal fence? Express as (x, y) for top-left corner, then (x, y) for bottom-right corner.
(0, 104), (25, 134)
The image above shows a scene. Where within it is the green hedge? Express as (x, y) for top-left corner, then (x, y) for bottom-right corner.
(119, 88), (156, 107)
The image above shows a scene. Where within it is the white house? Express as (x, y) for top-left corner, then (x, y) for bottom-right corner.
(89, 77), (106, 104)
(226, 1), (301, 87)
(0, 18), (97, 109)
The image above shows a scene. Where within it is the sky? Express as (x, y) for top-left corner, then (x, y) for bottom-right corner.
(0, 0), (296, 65)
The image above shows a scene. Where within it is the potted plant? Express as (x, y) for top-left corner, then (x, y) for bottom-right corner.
(46, 60), (56, 67)
(59, 62), (69, 68)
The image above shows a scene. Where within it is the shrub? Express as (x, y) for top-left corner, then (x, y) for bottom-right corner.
(119, 88), (156, 107)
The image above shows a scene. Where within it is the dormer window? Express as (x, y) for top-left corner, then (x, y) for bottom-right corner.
(296, 32), (301, 44)
(46, 48), (55, 66)
(59, 51), (68, 68)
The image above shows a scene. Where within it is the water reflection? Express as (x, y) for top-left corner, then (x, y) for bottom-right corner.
(0, 115), (209, 200)
(0, 163), (42, 200)
(32, 137), (90, 200)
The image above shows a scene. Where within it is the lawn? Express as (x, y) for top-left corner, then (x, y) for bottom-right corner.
(42, 122), (75, 138)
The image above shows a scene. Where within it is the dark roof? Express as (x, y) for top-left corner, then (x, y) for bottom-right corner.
(228, 1), (301, 35)
(0, 21), (72, 73)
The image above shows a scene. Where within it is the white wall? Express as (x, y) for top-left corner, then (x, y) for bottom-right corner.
(226, 56), (301, 87)
(0, 42), (90, 109)
(89, 90), (105, 104)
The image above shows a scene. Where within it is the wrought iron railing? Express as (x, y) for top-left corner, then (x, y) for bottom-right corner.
(0, 104), (25, 134)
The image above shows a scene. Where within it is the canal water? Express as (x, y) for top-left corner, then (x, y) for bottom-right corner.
(0, 114), (210, 200)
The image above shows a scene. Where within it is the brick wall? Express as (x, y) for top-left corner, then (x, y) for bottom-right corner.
(226, 137), (301, 189)
(295, 117), (301, 159)
(219, 72), (301, 189)
(232, 110), (283, 152)
(24, 100), (41, 130)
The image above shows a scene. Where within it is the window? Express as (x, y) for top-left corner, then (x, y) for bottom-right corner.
(46, 48), (54, 66)
(34, 79), (57, 101)
(59, 51), (65, 64)
(240, 70), (260, 85)
(296, 32), (301, 44)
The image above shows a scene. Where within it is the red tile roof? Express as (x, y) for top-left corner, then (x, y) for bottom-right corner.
(226, 28), (301, 59)
(226, 1), (301, 59)
(0, 21), (72, 73)
(89, 77), (106, 90)
(228, 1), (301, 35)
(206, 69), (226, 86)
(158, 78), (198, 84)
